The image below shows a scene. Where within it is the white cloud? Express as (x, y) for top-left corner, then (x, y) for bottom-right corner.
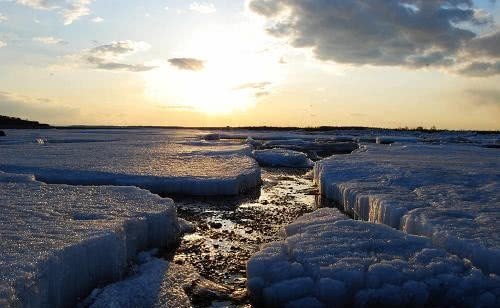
(33, 36), (67, 45)
(0, 13), (7, 23)
(91, 16), (103, 22)
(0, 40), (6, 48)
(15, 0), (58, 10)
(62, 0), (93, 25)
(189, 2), (216, 14)
(15, 0), (94, 25)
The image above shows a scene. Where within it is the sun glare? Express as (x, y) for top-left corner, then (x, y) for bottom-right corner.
(144, 21), (284, 114)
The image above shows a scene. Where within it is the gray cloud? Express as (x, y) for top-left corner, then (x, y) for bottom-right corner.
(85, 56), (156, 72)
(168, 58), (205, 71)
(459, 61), (500, 76)
(249, 0), (500, 76)
(0, 91), (78, 121)
(467, 31), (500, 58)
(83, 41), (156, 72)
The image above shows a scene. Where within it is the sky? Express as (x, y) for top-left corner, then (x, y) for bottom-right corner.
(0, 0), (499, 129)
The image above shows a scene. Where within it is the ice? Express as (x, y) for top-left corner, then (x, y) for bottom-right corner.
(87, 252), (219, 308)
(247, 208), (500, 307)
(314, 143), (500, 274)
(253, 149), (313, 168)
(261, 140), (359, 157)
(0, 129), (261, 195)
(376, 136), (420, 144)
(0, 172), (180, 307)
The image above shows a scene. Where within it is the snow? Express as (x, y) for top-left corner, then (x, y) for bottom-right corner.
(0, 172), (180, 307)
(0, 129), (261, 196)
(253, 149), (313, 168)
(314, 143), (500, 274)
(87, 250), (221, 308)
(247, 208), (500, 307)
(87, 256), (195, 308)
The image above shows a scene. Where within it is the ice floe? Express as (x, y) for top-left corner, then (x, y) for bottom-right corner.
(0, 130), (261, 195)
(247, 208), (500, 307)
(253, 149), (313, 168)
(0, 171), (180, 307)
(314, 143), (500, 274)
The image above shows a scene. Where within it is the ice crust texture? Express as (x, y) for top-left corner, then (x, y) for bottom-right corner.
(0, 129), (260, 196)
(247, 208), (500, 307)
(86, 251), (198, 308)
(314, 144), (500, 275)
(0, 171), (180, 308)
(253, 149), (314, 168)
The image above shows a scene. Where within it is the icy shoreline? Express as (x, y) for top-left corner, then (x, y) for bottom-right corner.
(313, 144), (500, 275)
(1, 128), (499, 307)
(0, 172), (180, 307)
(247, 208), (500, 307)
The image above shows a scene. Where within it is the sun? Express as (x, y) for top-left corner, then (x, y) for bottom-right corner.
(144, 21), (284, 114)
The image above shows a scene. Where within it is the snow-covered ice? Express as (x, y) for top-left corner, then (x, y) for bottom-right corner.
(253, 149), (313, 168)
(314, 143), (500, 274)
(86, 252), (196, 308)
(0, 129), (260, 195)
(247, 208), (500, 307)
(0, 171), (180, 307)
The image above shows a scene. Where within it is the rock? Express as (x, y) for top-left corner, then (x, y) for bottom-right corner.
(209, 221), (223, 229)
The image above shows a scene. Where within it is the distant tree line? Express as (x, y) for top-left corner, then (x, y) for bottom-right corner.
(0, 115), (51, 129)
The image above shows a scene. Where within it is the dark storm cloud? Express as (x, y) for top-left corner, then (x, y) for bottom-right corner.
(249, 0), (500, 76)
(168, 58), (205, 71)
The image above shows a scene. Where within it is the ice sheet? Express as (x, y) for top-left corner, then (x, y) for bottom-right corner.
(247, 208), (500, 307)
(0, 129), (260, 195)
(314, 144), (500, 274)
(0, 172), (180, 307)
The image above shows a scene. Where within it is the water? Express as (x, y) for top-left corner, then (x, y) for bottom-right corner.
(164, 168), (319, 307)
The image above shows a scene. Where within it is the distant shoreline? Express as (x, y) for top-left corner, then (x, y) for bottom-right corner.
(52, 125), (500, 134)
(1, 115), (498, 134)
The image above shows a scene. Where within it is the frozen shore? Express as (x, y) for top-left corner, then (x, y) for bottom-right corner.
(247, 208), (500, 307)
(0, 171), (180, 307)
(314, 143), (500, 274)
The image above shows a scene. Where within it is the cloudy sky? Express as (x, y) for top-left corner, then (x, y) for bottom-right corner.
(0, 0), (499, 129)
